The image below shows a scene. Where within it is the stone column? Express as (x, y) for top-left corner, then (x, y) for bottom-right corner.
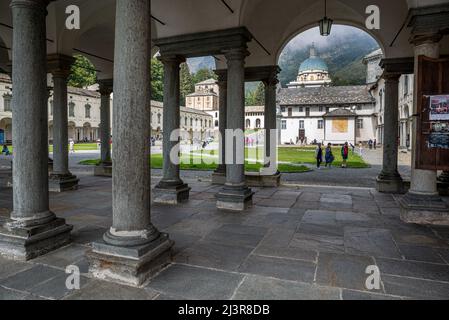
(0, 0), (72, 261)
(216, 48), (253, 211)
(94, 79), (113, 177)
(399, 33), (448, 225)
(87, 0), (173, 287)
(48, 54), (79, 192)
(376, 74), (403, 193)
(261, 72), (281, 184)
(212, 71), (227, 185)
(153, 56), (190, 204)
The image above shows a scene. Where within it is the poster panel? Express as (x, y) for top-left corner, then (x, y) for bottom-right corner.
(332, 119), (348, 133)
(429, 95), (449, 121)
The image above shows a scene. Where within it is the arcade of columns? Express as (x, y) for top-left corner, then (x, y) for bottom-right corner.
(0, 0), (448, 286)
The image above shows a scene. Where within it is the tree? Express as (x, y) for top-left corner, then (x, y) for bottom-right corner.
(193, 68), (217, 84)
(151, 58), (164, 102)
(245, 82), (265, 106)
(180, 63), (194, 105)
(68, 55), (97, 88)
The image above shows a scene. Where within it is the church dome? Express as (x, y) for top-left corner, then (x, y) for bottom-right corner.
(298, 45), (328, 73)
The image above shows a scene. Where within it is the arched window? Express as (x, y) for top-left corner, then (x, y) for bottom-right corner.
(85, 104), (91, 118)
(185, 117), (188, 126)
(256, 118), (261, 128)
(190, 118), (193, 126)
(3, 93), (12, 112)
(68, 102), (75, 117)
(157, 113), (161, 124)
(215, 120), (219, 127)
(246, 119), (251, 128)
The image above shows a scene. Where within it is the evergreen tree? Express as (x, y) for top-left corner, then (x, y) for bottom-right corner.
(68, 55), (97, 88)
(245, 82), (265, 106)
(151, 58), (164, 102)
(193, 68), (217, 84)
(180, 63), (194, 105)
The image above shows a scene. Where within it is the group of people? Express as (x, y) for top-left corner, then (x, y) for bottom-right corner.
(315, 142), (350, 169)
(1, 145), (11, 156)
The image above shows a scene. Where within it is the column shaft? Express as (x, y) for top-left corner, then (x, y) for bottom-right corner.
(99, 80), (112, 165)
(11, 0), (50, 220)
(264, 79), (277, 168)
(52, 75), (69, 174)
(108, 0), (155, 240)
(379, 76), (401, 178)
(216, 79), (227, 174)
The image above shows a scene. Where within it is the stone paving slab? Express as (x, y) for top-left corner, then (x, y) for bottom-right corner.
(233, 275), (340, 300)
(146, 264), (244, 300)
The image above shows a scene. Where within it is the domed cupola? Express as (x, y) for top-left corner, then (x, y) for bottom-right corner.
(287, 44), (332, 88)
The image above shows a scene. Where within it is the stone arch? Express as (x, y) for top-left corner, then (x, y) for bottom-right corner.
(0, 117), (12, 143)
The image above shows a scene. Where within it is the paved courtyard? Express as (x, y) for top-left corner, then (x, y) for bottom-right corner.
(1, 167), (449, 300)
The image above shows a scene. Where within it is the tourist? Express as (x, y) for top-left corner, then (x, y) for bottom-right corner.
(69, 139), (75, 153)
(324, 143), (334, 168)
(315, 143), (323, 169)
(373, 139), (377, 150)
(358, 142), (364, 156)
(2, 145), (10, 156)
(368, 139), (373, 150)
(341, 142), (349, 168)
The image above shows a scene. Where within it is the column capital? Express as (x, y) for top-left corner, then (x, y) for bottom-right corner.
(157, 54), (185, 66)
(10, 0), (51, 10)
(47, 54), (75, 79)
(224, 48), (249, 62)
(409, 33), (443, 47)
(98, 79), (113, 95)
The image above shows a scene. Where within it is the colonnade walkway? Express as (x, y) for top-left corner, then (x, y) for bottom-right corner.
(1, 171), (449, 300)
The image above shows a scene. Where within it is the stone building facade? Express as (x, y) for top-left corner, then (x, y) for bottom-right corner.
(1, 73), (103, 144)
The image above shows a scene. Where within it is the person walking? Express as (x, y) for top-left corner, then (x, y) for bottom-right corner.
(315, 143), (323, 169)
(324, 143), (334, 168)
(358, 142), (364, 157)
(2, 145), (10, 156)
(373, 139), (377, 150)
(69, 139), (75, 153)
(341, 142), (349, 168)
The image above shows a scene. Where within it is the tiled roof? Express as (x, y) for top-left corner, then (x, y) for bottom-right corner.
(196, 78), (217, 85)
(150, 100), (211, 117)
(278, 85), (375, 106)
(186, 91), (217, 97)
(67, 86), (100, 98)
(323, 108), (357, 118)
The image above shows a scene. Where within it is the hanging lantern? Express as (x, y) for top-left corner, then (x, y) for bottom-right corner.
(319, 0), (333, 36)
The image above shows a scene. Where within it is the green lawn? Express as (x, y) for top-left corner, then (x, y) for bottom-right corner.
(79, 146), (368, 172)
(4, 143), (99, 153)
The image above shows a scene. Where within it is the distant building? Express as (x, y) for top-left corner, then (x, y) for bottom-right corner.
(287, 45), (332, 88)
(0, 73), (104, 144)
(364, 49), (414, 150)
(186, 78), (219, 133)
(150, 100), (214, 143)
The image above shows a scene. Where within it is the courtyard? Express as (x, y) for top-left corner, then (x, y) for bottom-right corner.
(0, 150), (448, 300)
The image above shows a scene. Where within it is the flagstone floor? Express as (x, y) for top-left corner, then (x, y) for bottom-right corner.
(1, 172), (449, 300)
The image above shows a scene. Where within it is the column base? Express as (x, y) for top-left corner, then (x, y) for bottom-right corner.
(49, 173), (79, 192)
(216, 185), (254, 211)
(86, 233), (173, 287)
(246, 171), (281, 187)
(399, 193), (449, 226)
(152, 183), (191, 205)
(211, 172), (226, 185)
(376, 174), (405, 194)
(0, 215), (72, 261)
(94, 163), (112, 177)
(48, 158), (53, 173)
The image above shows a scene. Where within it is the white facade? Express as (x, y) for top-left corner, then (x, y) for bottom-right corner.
(0, 73), (104, 144)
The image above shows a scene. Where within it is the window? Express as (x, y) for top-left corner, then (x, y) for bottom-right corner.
(68, 102), (75, 117)
(200, 119), (203, 127)
(357, 119), (364, 129)
(49, 100), (53, 116)
(319, 106), (323, 112)
(85, 104), (91, 118)
(195, 119), (198, 127)
(317, 120), (324, 129)
(256, 119), (261, 128)
(246, 119), (251, 128)
(190, 118), (193, 126)
(306, 107), (310, 117)
(299, 107), (304, 113)
(3, 94), (12, 112)
(288, 108), (292, 117)
(215, 120), (219, 127)
(326, 107), (330, 113)
(157, 113), (161, 124)
(299, 120), (304, 129)
(281, 120), (287, 130)
(281, 107), (286, 113)
(357, 105), (362, 111)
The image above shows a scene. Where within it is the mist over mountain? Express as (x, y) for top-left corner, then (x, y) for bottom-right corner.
(279, 25), (380, 86)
